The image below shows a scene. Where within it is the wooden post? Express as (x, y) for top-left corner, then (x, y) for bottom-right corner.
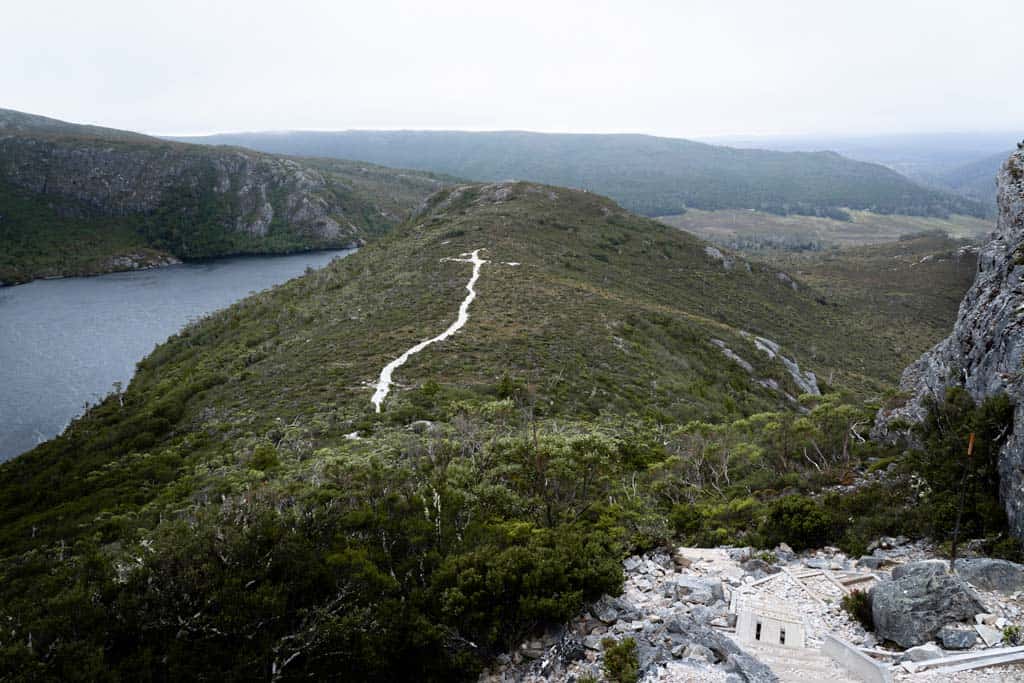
(951, 432), (975, 569)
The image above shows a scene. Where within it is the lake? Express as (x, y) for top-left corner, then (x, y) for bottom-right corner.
(0, 249), (355, 461)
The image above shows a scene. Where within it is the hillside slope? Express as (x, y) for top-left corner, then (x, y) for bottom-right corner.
(712, 131), (1019, 213)
(172, 129), (987, 219)
(933, 150), (1011, 210)
(0, 109), (451, 284)
(0, 182), (973, 680)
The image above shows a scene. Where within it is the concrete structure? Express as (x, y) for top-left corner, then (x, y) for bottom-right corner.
(735, 596), (806, 648)
(820, 635), (893, 683)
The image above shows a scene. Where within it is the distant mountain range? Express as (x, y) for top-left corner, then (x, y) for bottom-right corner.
(713, 131), (1019, 213)
(0, 109), (451, 284)
(171, 130), (988, 219)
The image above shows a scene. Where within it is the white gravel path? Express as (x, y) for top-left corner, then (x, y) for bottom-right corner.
(371, 249), (487, 412)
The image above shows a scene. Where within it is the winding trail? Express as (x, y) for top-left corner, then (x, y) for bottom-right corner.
(371, 249), (487, 412)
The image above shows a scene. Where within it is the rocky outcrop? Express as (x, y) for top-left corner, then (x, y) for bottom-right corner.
(874, 150), (1024, 537)
(0, 135), (347, 243)
(0, 108), (455, 286)
(869, 561), (986, 648)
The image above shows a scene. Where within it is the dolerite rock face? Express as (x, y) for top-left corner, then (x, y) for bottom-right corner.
(0, 136), (347, 243)
(874, 150), (1024, 538)
(870, 561), (986, 648)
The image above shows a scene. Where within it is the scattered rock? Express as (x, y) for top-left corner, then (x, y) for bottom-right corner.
(407, 419), (436, 434)
(682, 643), (716, 663)
(899, 642), (944, 663)
(774, 543), (796, 563)
(939, 625), (978, 650)
(975, 623), (1004, 647)
(803, 558), (831, 570)
(664, 576), (723, 605)
(591, 595), (639, 624)
(741, 558), (779, 576)
(705, 246), (735, 270)
(665, 618), (776, 683)
(672, 549), (693, 569)
(857, 556), (885, 570)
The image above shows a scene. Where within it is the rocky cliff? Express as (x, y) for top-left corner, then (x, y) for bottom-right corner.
(0, 109), (449, 283)
(0, 135), (348, 239)
(875, 149), (1024, 536)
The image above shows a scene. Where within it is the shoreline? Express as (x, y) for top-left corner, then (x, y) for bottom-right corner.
(0, 241), (362, 288)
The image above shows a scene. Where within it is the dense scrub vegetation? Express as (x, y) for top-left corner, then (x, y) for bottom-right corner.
(0, 183), (1011, 679)
(175, 130), (989, 219)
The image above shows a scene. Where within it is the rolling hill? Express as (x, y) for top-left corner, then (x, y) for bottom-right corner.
(712, 131), (1020, 214)
(932, 150), (1011, 210)
(171, 129), (988, 219)
(0, 109), (453, 284)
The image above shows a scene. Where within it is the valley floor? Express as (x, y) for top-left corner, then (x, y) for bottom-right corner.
(659, 209), (991, 251)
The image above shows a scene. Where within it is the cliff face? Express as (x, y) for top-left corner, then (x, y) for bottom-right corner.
(0, 134), (347, 243)
(0, 109), (453, 283)
(875, 150), (1024, 536)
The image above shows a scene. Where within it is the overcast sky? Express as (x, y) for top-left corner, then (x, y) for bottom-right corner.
(2, 0), (1021, 138)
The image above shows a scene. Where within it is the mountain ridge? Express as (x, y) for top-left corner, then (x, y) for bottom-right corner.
(171, 128), (988, 219)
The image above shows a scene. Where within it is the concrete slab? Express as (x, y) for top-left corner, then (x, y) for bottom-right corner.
(821, 635), (894, 683)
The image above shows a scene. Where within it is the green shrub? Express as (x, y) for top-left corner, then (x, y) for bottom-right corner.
(909, 389), (1013, 542)
(841, 589), (874, 631)
(251, 443), (280, 471)
(1004, 624), (1022, 646)
(761, 495), (831, 551)
(602, 637), (639, 683)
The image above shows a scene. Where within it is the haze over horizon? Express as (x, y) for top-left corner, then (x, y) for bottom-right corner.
(3, 0), (1021, 139)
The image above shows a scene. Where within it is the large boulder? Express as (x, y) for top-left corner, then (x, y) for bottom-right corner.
(954, 558), (1024, 593)
(892, 559), (948, 580)
(663, 575), (724, 605)
(939, 625), (978, 650)
(591, 595), (640, 624)
(870, 561), (986, 648)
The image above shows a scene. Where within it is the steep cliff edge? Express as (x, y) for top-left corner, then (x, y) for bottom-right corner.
(0, 109), (449, 283)
(875, 149), (1024, 535)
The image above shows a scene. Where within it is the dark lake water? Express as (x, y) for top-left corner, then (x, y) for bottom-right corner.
(0, 249), (354, 461)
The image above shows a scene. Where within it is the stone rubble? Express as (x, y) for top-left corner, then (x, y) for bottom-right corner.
(481, 540), (1024, 683)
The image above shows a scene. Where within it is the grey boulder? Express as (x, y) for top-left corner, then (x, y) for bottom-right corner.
(939, 626), (978, 650)
(664, 576), (724, 605)
(870, 562), (986, 648)
(891, 559), (948, 581)
(954, 558), (1024, 593)
(591, 595), (640, 624)
(665, 618), (777, 683)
